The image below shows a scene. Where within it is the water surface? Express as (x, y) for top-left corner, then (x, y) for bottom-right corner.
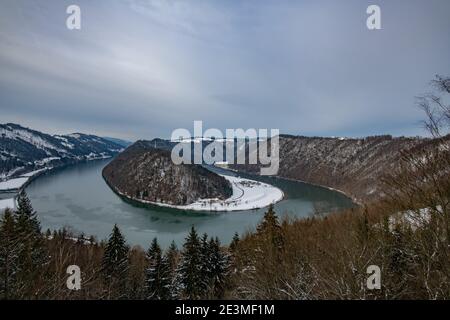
(26, 159), (354, 248)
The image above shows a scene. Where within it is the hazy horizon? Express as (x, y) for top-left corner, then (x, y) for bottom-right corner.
(1, 0), (450, 140)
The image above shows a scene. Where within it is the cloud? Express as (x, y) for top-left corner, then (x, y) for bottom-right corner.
(1, 0), (450, 139)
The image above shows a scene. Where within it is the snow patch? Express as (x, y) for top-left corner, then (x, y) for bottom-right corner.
(34, 157), (60, 166)
(66, 133), (81, 139)
(19, 168), (48, 177)
(389, 207), (439, 231)
(119, 174), (284, 212)
(0, 198), (15, 211)
(0, 168), (48, 191)
(0, 127), (65, 153)
(61, 142), (74, 149)
(0, 177), (29, 191)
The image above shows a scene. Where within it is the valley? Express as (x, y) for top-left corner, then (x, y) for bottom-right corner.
(102, 140), (284, 212)
(2, 122), (447, 249)
(0, 123), (124, 181)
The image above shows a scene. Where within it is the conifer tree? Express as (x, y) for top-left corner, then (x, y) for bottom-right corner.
(145, 237), (165, 299)
(158, 254), (173, 300)
(199, 233), (212, 297)
(14, 192), (47, 297)
(257, 204), (284, 249)
(165, 241), (178, 273)
(0, 209), (19, 299)
(229, 232), (240, 252)
(163, 241), (179, 299)
(44, 229), (51, 239)
(15, 192), (42, 236)
(178, 226), (203, 299)
(102, 224), (129, 299)
(200, 234), (210, 270)
(208, 237), (229, 298)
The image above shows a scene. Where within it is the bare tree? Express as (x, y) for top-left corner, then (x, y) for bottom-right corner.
(417, 75), (450, 137)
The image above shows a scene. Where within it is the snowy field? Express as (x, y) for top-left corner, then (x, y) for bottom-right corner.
(181, 175), (284, 211)
(17, 168), (47, 177)
(0, 168), (49, 211)
(0, 168), (48, 191)
(0, 198), (15, 211)
(124, 174), (284, 212)
(0, 177), (29, 191)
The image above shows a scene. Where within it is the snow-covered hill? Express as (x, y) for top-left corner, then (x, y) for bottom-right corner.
(0, 123), (123, 180)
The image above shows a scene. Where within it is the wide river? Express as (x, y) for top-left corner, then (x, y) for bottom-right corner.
(26, 159), (354, 248)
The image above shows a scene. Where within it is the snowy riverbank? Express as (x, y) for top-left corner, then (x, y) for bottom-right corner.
(0, 168), (48, 192)
(0, 157), (112, 212)
(0, 169), (49, 211)
(1, 155), (113, 192)
(0, 198), (15, 211)
(1, 165), (284, 213)
(117, 174), (284, 212)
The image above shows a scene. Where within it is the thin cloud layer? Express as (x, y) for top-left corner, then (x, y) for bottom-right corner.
(1, 0), (449, 140)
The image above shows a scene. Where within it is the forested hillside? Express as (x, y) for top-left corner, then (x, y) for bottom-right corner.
(231, 134), (450, 202)
(0, 123), (123, 179)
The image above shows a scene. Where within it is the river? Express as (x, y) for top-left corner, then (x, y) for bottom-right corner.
(25, 159), (354, 248)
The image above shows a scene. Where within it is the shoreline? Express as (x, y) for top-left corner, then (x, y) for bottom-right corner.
(268, 175), (361, 206)
(223, 167), (361, 207)
(2, 158), (358, 213)
(0, 157), (114, 211)
(104, 173), (284, 213)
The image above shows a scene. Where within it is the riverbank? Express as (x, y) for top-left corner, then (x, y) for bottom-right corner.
(213, 164), (359, 207)
(0, 157), (114, 212)
(110, 173), (284, 212)
(0, 168), (49, 211)
(22, 158), (354, 248)
(219, 168), (358, 208)
(268, 174), (360, 206)
(0, 198), (15, 211)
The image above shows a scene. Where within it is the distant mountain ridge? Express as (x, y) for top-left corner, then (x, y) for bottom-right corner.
(102, 137), (133, 148)
(0, 123), (124, 179)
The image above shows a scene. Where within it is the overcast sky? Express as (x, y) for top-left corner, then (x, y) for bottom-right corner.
(1, 0), (449, 140)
